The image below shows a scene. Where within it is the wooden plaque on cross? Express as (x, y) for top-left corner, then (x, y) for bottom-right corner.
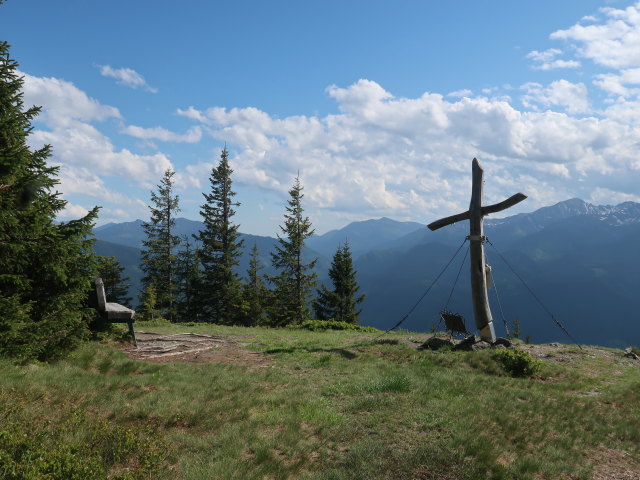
(427, 158), (526, 343)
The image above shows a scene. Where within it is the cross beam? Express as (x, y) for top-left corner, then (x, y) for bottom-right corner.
(427, 158), (526, 343)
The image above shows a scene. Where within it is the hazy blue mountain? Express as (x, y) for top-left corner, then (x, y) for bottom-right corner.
(354, 199), (640, 348)
(307, 217), (424, 258)
(92, 199), (640, 347)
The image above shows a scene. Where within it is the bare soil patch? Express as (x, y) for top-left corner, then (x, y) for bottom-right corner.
(118, 331), (269, 367)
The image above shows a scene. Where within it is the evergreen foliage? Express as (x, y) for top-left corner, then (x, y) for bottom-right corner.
(140, 169), (180, 322)
(96, 256), (132, 305)
(136, 284), (161, 322)
(313, 242), (365, 323)
(0, 41), (99, 362)
(175, 236), (202, 322)
(241, 243), (267, 326)
(195, 148), (244, 324)
(269, 176), (317, 326)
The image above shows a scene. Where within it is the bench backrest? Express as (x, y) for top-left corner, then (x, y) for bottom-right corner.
(94, 277), (107, 311)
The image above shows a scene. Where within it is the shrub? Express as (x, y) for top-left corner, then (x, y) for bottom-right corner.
(493, 348), (540, 378)
(293, 319), (379, 333)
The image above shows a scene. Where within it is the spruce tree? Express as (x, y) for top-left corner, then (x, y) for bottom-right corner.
(195, 148), (244, 324)
(313, 242), (365, 323)
(269, 176), (317, 326)
(0, 41), (99, 362)
(175, 236), (202, 323)
(137, 284), (160, 322)
(96, 256), (132, 305)
(140, 169), (180, 322)
(242, 243), (267, 326)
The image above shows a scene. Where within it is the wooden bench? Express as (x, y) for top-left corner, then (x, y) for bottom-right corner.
(94, 277), (137, 346)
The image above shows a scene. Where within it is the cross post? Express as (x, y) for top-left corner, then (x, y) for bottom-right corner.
(427, 158), (526, 343)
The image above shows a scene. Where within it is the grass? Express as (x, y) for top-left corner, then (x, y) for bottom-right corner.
(1, 324), (638, 479)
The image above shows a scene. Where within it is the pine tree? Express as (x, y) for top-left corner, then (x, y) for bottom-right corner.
(140, 169), (180, 322)
(313, 242), (365, 323)
(137, 284), (160, 322)
(96, 256), (132, 305)
(242, 243), (267, 326)
(195, 148), (244, 324)
(269, 176), (317, 326)
(175, 236), (202, 323)
(0, 41), (99, 362)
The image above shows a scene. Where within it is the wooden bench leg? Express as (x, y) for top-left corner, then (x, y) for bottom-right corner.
(127, 321), (137, 347)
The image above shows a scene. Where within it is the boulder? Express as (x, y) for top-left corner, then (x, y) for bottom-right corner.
(420, 337), (454, 350)
(471, 341), (492, 351)
(492, 337), (512, 348)
(454, 335), (477, 351)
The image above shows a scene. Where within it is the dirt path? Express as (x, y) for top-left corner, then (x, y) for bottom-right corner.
(118, 331), (269, 367)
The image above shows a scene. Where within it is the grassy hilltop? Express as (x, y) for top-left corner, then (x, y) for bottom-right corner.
(0, 324), (638, 480)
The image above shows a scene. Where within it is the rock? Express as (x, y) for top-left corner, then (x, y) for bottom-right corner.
(453, 335), (477, 351)
(493, 337), (512, 348)
(471, 341), (492, 351)
(420, 337), (454, 350)
(624, 352), (639, 360)
(492, 344), (507, 350)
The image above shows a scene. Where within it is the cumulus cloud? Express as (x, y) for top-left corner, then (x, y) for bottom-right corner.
(98, 65), (158, 93)
(550, 2), (640, 69)
(593, 67), (640, 97)
(520, 80), (591, 114)
(21, 72), (172, 214)
(526, 48), (581, 70)
(58, 202), (90, 220)
(447, 89), (473, 98)
(20, 71), (120, 126)
(121, 125), (203, 143)
(179, 79), (640, 220)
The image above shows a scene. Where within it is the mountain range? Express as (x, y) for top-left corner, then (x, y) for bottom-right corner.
(93, 198), (640, 348)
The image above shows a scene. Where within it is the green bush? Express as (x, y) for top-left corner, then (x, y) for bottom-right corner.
(493, 348), (540, 378)
(0, 394), (169, 480)
(293, 319), (379, 333)
(631, 346), (640, 356)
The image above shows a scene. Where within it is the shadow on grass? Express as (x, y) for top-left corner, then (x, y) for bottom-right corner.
(264, 346), (357, 359)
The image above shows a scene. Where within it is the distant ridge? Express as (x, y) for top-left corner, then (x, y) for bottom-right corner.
(92, 199), (640, 347)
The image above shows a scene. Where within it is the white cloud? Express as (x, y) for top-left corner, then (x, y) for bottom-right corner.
(520, 80), (591, 114)
(122, 125), (203, 143)
(58, 202), (90, 220)
(98, 65), (158, 93)
(593, 67), (640, 97)
(22, 73), (172, 195)
(447, 89), (473, 98)
(30, 122), (172, 185)
(526, 48), (581, 70)
(589, 187), (640, 205)
(550, 2), (640, 69)
(20, 71), (120, 126)
(179, 79), (640, 220)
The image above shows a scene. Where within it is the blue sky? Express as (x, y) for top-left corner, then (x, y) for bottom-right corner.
(2, 0), (640, 235)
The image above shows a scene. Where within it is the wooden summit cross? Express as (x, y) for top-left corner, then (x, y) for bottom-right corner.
(427, 158), (526, 343)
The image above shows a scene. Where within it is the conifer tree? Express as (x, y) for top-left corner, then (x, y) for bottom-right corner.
(96, 256), (132, 305)
(137, 284), (160, 322)
(269, 176), (317, 326)
(195, 148), (244, 324)
(0, 41), (99, 362)
(140, 169), (180, 322)
(242, 243), (267, 326)
(313, 242), (365, 323)
(175, 236), (202, 322)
